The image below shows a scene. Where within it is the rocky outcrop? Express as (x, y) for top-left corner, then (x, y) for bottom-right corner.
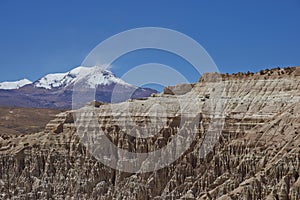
(44, 111), (74, 134)
(0, 67), (300, 199)
(199, 66), (300, 82)
(163, 83), (195, 95)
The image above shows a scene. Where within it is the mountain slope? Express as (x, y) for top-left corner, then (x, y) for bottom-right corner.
(0, 66), (157, 109)
(0, 79), (32, 90)
(34, 66), (130, 89)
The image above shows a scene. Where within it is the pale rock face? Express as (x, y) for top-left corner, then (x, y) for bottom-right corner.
(163, 83), (195, 95)
(0, 67), (300, 199)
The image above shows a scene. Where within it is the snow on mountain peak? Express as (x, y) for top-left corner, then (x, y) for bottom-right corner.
(0, 79), (32, 90)
(34, 66), (129, 89)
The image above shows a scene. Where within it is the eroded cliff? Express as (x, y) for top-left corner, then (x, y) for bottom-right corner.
(0, 67), (299, 199)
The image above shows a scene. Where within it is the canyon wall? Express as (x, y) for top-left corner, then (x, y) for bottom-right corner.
(0, 67), (299, 199)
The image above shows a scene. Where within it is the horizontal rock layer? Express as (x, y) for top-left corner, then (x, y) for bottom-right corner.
(0, 67), (300, 199)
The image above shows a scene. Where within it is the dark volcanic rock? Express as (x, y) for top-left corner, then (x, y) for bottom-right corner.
(0, 84), (157, 109)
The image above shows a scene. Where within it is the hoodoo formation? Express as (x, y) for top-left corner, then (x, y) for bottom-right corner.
(0, 67), (299, 199)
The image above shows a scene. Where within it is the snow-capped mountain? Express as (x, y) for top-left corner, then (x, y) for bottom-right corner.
(34, 66), (130, 89)
(0, 66), (157, 109)
(0, 79), (32, 90)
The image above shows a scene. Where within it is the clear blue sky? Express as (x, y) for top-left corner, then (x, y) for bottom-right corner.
(0, 0), (299, 83)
